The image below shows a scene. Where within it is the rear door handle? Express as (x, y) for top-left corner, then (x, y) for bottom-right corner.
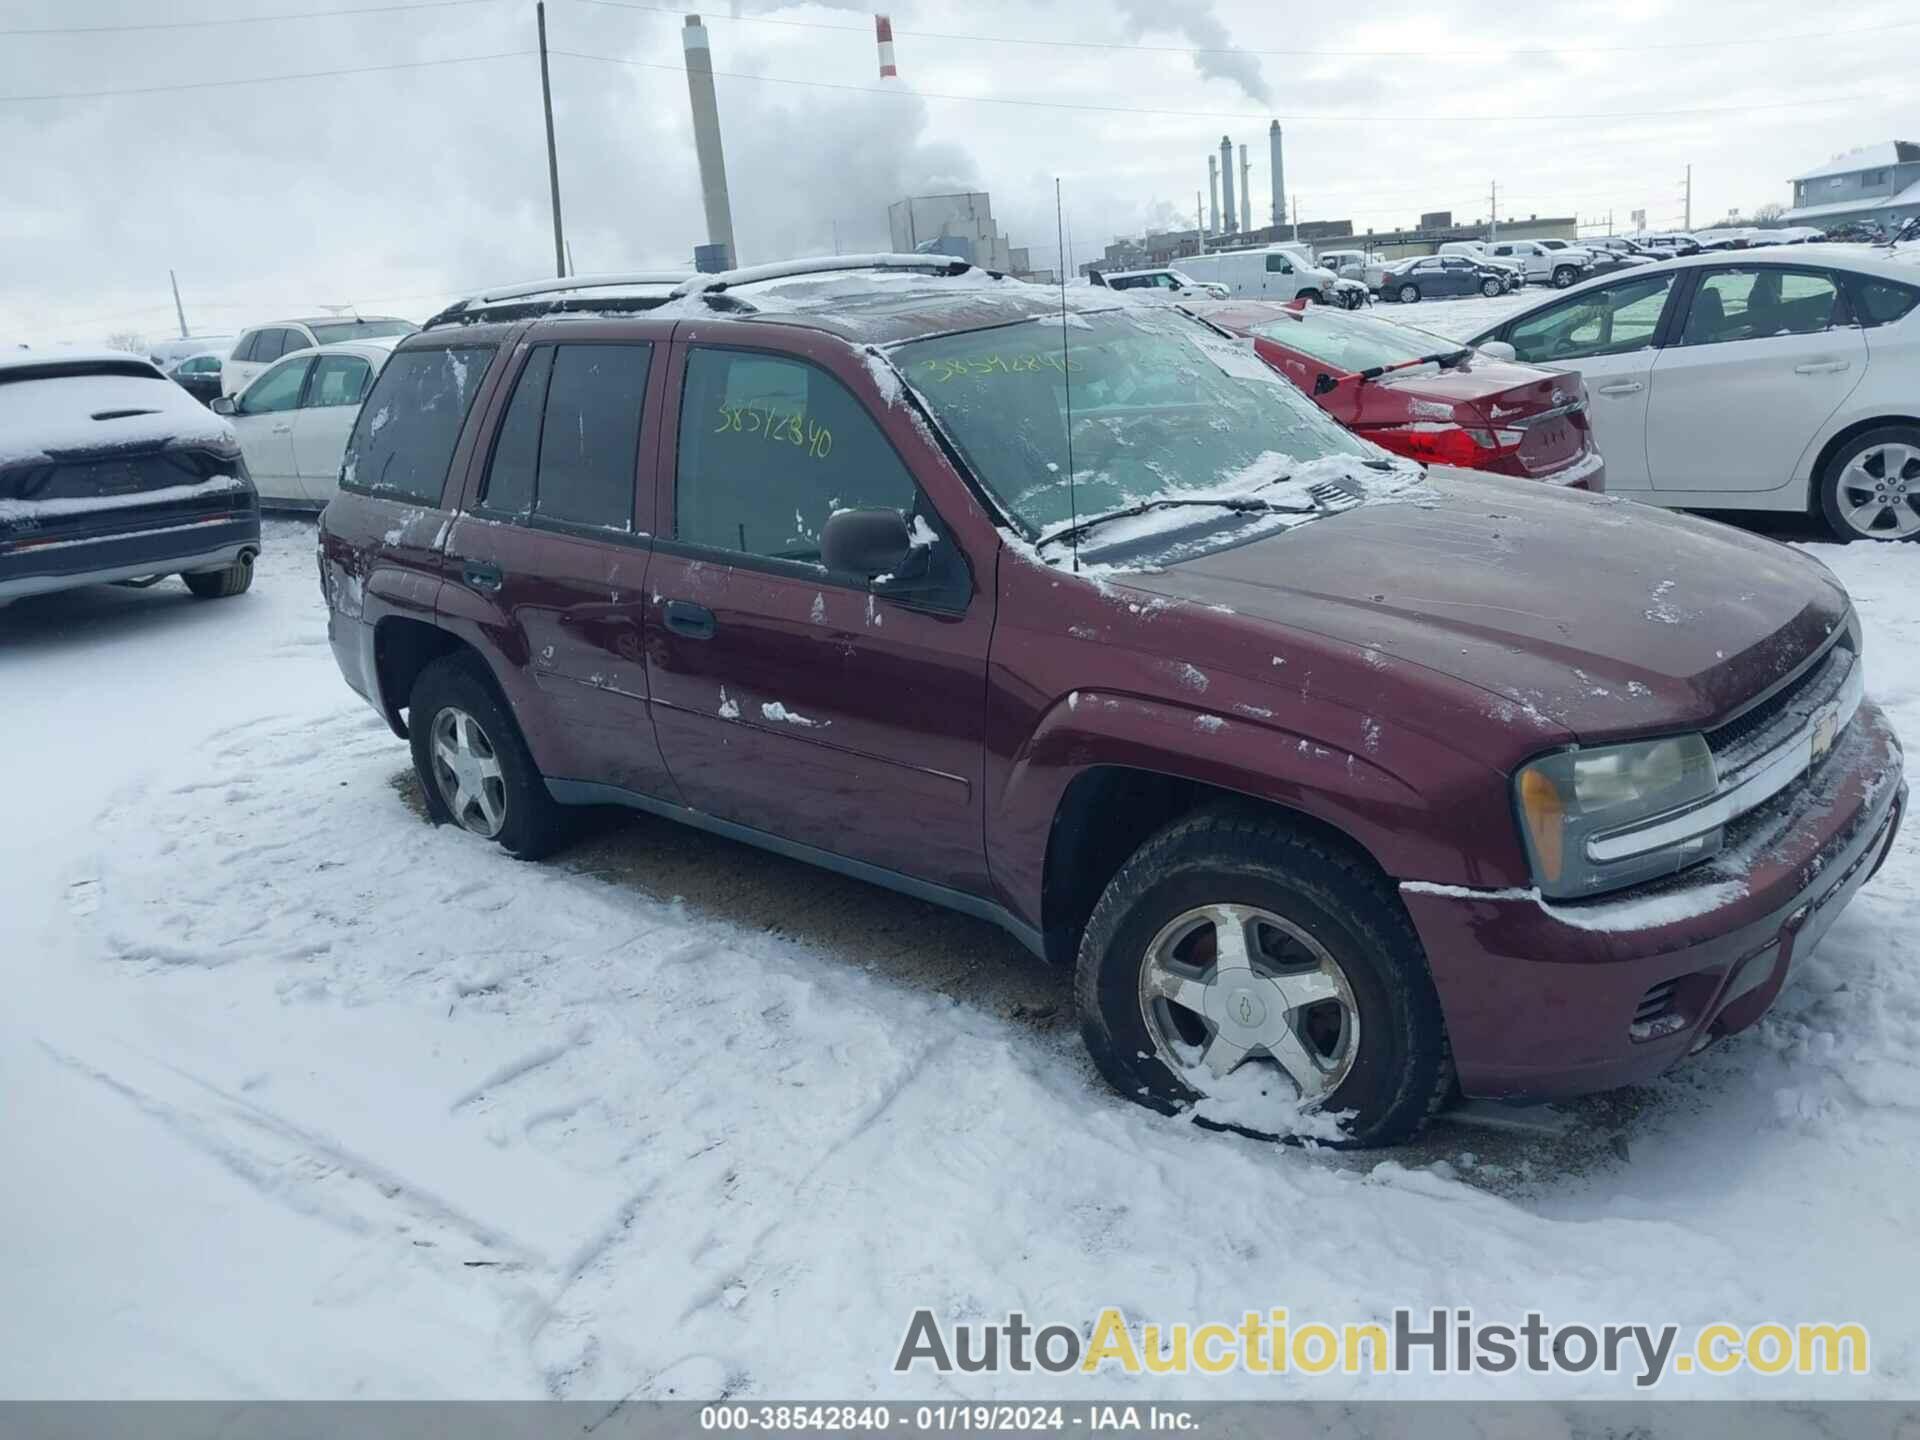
(1595, 380), (1645, 396)
(462, 561), (503, 592)
(664, 600), (716, 640)
(1794, 360), (1850, 375)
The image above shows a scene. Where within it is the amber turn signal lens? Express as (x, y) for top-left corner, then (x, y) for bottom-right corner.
(1518, 768), (1565, 884)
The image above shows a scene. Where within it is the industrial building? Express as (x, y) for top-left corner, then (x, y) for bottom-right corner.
(885, 192), (1053, 282)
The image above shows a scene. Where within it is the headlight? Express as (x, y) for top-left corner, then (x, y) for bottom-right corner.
(1515, 735), (1720, 898)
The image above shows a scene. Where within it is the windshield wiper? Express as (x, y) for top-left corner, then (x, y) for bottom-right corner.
(1038, 494), (1309, 553)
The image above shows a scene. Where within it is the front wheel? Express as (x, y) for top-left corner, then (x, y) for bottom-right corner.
(1480, 277), (1503, 298)
(182, 551), (254, 599)
(1817, 426), (1920, 542)
(1552, 266), (1579, 288)
(408, 654), (571, 858)
(1075, 810), (1453, 1148)
(1396, 283), (1419, 304)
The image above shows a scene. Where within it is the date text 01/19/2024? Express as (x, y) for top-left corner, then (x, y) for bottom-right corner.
(698, 1404), (1199, 1432)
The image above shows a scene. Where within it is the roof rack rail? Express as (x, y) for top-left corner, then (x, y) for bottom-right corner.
(670, 253), (981, 297)
(423, 271), (696, 330)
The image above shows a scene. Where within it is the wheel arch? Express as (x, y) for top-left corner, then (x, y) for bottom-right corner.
(1039, 763), (1394, 968)
(372, 615), (478, 738)
(1803, 413), (1920, 494)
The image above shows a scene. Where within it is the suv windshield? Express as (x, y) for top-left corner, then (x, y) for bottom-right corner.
(1252, 308), (1457, 373)
(309, 319), (417, 346)
(890, 305), (1375, 538)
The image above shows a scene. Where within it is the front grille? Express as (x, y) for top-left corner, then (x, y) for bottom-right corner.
(1630, 979), (1686, 1042)
(1706, 638), (1853, 769)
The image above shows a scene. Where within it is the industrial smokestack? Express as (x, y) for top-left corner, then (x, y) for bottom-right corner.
(1269, 121), (1285, 229)
(1207, 155), (1219, 236)
(683, 14), (737, 271)
(1239, 145), (1251, 233)
(1219, 135), (1236, 234)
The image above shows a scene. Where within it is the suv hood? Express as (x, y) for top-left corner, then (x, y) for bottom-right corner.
(1114, 468), (1849, 745)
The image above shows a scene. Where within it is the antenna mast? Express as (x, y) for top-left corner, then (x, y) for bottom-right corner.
(1055, 178), (1080, 575)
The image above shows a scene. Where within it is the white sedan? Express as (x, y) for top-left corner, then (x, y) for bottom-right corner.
(1468, 246), (1920, 540)
(211, 338), (400, 509)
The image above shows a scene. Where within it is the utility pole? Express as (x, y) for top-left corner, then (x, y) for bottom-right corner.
(1489, 180), (1499, 242)
(1683, 164), (1693, 231)
(537, 1), (567, 278)
(168, 269), (188, 339)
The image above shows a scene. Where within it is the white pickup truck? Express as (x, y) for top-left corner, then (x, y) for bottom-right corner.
(1481, 238), (1596, 289)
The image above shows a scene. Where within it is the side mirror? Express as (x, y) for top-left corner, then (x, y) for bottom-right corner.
(209, 395), (237, 416)
(1477, 340), (1518, 362)
(822, 507), (915, 581)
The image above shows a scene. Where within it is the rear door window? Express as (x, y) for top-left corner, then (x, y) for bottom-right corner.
(305, 354), (372, 407)
(1679, 268), (1842, 346)
(477, 343), (651, 530)
(1849, 275), (1920, 328)
(341, 345), (494, 503)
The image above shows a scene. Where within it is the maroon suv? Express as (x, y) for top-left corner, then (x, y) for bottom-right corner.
(318, 258), (1904, 1145)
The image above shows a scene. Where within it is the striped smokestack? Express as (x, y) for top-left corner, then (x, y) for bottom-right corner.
(876, 14), (898, 78)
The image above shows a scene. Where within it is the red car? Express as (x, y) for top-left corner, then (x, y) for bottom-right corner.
(1194, 299), (1605, 489)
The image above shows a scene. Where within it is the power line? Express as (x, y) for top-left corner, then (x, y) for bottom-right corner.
(0, 0), (504, 37)
(550, 50), (1892, 125)
(0, 50), (529, 103)
(568, 0), (1920, 61)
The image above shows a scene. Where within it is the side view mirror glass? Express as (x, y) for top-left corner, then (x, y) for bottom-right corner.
(209, 395), (237, 416)
(1477, 341), (1518, 362)
(822, 507), (914, 581)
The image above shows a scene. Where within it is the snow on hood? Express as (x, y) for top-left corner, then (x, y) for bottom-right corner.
(0, 367), (235, 468)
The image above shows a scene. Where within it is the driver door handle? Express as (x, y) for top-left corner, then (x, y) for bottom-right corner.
(1794, 360), (1850, 375)
(1596, 380), (1645, 396)
(663, 600), (716, 640)
(271, 423), (293, 434)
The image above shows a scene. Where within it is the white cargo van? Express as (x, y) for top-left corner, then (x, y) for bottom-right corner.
(1177, 245), (1337, 303)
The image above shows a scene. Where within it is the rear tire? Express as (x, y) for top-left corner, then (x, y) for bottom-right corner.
(1396, 283), (1419, 304)
(1817, 425), (1920, 543)
(182, 551), (254, 599)
(1075, 808), (1453, 1148)
(1480, 277), (1503, 298)
(408, 654), (571, 859)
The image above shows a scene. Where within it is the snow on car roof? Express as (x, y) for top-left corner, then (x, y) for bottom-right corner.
(0, 358), (233, 467)
(0, 347), (161, 376)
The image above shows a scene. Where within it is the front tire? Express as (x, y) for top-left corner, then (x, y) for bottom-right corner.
(1552, 266), (1579, 289)
(182, 551), (254, 599)
(408, 654), (570, 859)
(1396, 283), (1419, 304)
(1817, 426), (1920, 542)
(1480, 277), (1503, 298)
(1075, 809), (1452, 1148)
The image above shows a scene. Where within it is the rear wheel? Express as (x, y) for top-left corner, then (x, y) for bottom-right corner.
(1480, 276), (1503, 298)
(1818, 426), (1920, 542)
(1396, 283), (1419, 304)
(1075, 809), (1453, 1148)
(182, 550), (254, 599)
(408, 654), (571, 859)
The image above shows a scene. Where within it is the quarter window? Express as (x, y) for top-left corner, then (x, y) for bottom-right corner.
(1679, 268), (1841, 346)
(676, 349), (918, 564)
(1506, 273), (1676, 363)
(478, 343), (650, 530)
(238, 356), (312, 414)
(341, 345), (494, 504)
(1849, 275), (1920, 328)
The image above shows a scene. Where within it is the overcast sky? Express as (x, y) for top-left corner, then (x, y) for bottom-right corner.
(1, 0), (1913, 346)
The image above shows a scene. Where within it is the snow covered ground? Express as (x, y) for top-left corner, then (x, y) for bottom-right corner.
(5, 489), (1920, 1401)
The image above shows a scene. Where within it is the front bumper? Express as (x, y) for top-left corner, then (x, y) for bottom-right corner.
(0, 512), (260, 604)
(1402, 699), (1905, 1101)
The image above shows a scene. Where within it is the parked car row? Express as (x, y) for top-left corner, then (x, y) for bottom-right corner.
(211, 337), (400, 510)
(306, 254), (1902, 1147)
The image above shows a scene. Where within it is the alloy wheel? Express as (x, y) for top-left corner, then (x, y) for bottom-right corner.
(1836, 442), (1920, 539)
(1136, 903), (1361, 1103)
(429, 706), (507, 837)
(1398, 284), (1418, 303)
